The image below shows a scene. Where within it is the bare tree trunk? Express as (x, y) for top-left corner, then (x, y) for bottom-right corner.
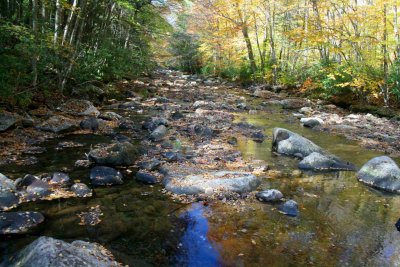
(54, 0), (61, 46)
(32, 0), (38, 89)
(241, 25), (258, 76)
(382, 3), (389, 106)
(62, 0), (78, 46)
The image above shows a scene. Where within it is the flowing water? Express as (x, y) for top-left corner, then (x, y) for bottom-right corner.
(1, 102), (400, 267)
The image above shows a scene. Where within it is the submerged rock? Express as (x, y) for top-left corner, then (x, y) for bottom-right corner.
(37, 115), (77, 133)
(256, 189), (283, 202)
(138, 159), (161, 171)
(71, 183), (92, 197)
(165, 171), (260, 195)
(279, 200), (298, 217)
(5, 236), (120, 266)
(357, 156), (400, 193)
(50, 172), (71, 185)
(0, 113), (17, 132)
(88, 142), (137, 166)
(0, 211), (44, 234)
(99, 111), (122, 121)
(90, 166), (123, 186)
(272, 128), (354, 171)
(80, 117), (99, 131)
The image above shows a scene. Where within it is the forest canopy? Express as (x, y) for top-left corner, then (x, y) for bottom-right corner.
(169, 0), (400, 108)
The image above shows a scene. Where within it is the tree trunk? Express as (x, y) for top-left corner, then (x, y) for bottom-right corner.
(32, 0), (38, 89)
(54, 0), (61, 46)
(62, 0), (78, 46)
(241, 25), (258, 76)
(382, 3), (389, 106)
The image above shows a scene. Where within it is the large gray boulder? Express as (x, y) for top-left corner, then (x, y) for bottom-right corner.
(357, 156), (400, 193)
(150, 125), (167, 141)
(164, 171), (260, 195)
(0, 211), (44, 234)
(59, 100), (100, 117)
(88, 142), (137, 166)
(0, 114), (17, 132)
(273, 128), (355, 171)
(4, 236), (120, 266)
(37, 115), (78, 133)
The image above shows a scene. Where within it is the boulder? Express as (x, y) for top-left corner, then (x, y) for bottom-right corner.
(299, 107), (313, 114)
(90, 166), (123, 186)
(300, 117), (324, 128)
(71, 183), (92, 197)
(357, 156), (400, 193)
(136, 171), (158, 184)
(0, 114), (17, 132)
(273, 128), (354, 171)
(88, 142), (136, 166)
(299, 152), (355, 171)
(0, 211), (44, 234)
(256, 189), (283, 202)
(279, 200), (298, 217)
(165, 171), (260, 195)
(150, 125), (167, 141)
(37, 115), (77, 133)
(59, 100), (100, 117)
(26, 180), (51, 199)
(4, 236), (120, 266)
(0, 190), (19, 211)
(272, 128), (323, 158)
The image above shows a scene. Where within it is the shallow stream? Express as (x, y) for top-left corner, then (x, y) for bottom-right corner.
(1, 102), (400, 267)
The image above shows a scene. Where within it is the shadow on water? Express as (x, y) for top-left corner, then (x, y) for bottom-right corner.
(172, 203), (222, 267)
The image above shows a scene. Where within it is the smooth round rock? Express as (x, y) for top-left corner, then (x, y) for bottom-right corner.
(136, 171), (158, 184)
(71, 183), (92, 197)
(279, 200), (298, 217)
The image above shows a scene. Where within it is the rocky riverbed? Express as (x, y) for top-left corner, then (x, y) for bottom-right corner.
(1, 70), (400, 266)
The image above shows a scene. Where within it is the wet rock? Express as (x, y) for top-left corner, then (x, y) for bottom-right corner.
(357, 156), (400, 193)
(292, 113), (306, 119)
(150, 125), (167, 141)
(16, 174), (40, 188)
(193, 100), (215, 109)
(0, 113), (17, 132)
(118, 119), (135, 130)
(59, 99), (100, 117)
(71, 183), (92, 197)
(5, 236), (120, 266)
(136, 171), (158, 184)
(56, 141), (84, 150)
(21, 116), (35, 128)
(0, 211), (44, 234)
(165, 171), (260, 195)
(37, 115), (77, 133)
(279, 200), (298, 217)
(299, 152), (355, 171)
(300, 117), (323, 128)
(90, 166), (123, 186)
(80, 117), (99, 131)
(1, 173), (16, 191)
(99, 111), (122, 121)
(50, 172), (71, 185)
(237, 102), (247, 109)
(256, 189), (283, 202)
(88, 142), (137, 166)
(138, 158), (161, 171)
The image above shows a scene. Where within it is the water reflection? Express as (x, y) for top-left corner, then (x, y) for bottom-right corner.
(174, 203), (221, 267)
